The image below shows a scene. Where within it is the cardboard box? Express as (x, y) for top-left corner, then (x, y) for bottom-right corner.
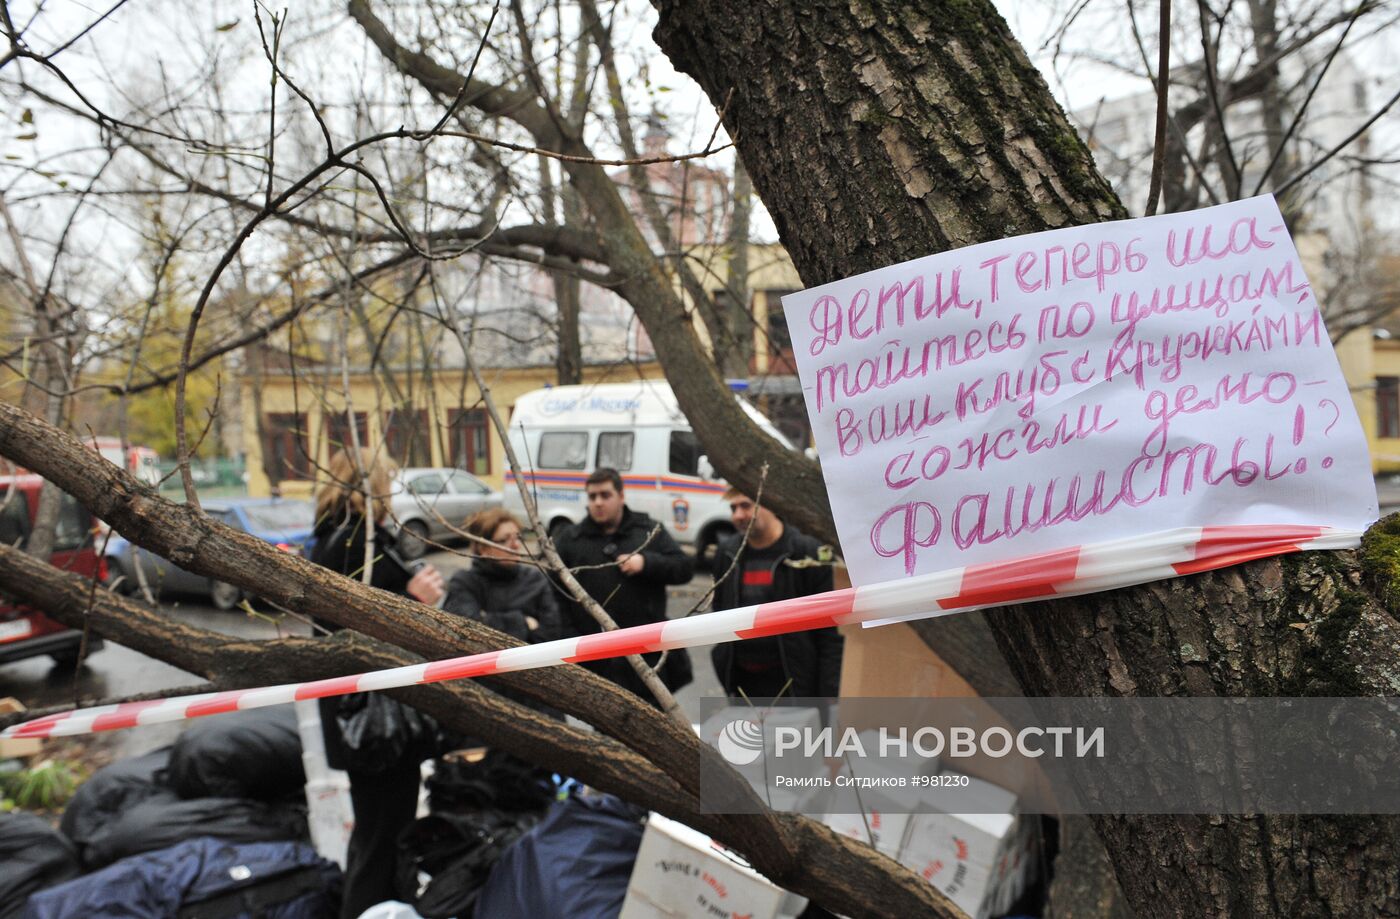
(621, 813), (808, 919)
(0, 698), (41, 759)
(821, 728), (936, 856)
(895, 772), (1027, 919)
(838, 623), (1060, 812)
(822, 808), (910, 859)
(699, 705), (827, 812)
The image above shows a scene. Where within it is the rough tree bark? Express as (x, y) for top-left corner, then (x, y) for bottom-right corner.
(0, 401), (959, 919)
(650, 1), (1400, 917)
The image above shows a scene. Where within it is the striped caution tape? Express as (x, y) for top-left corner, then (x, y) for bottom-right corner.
(2, 524), (1359, 739)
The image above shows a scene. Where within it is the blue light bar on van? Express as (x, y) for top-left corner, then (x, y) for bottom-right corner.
(726, 379), (750, 392)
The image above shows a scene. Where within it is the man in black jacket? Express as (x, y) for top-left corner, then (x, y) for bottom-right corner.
(552, 468), (694, 704)
(711, 487), (844, 700)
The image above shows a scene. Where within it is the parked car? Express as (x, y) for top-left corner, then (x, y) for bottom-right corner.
(0, 475), (104, 667)
(389, 468), (503, 559)
(104, 497), (314, 610)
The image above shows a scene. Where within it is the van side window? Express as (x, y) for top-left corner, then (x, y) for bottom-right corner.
(669, 430), (702, 477)
(596, 432), (634, 472)
(538, 432), (588, 470)
(0, 490), (30, 548)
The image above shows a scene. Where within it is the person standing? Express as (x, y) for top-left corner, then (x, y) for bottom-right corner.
(552, 468), (694, 704)
(710, 486), (843, 700)
(444, 508), (561, 644)
(309, 448), (444, 919)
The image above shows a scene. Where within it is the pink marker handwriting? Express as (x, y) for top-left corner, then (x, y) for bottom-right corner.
(807, 269), (979, 357)
(954, 349), (1096, 422)
(1141, 371), (1297, 456)
(813, 320), (1026, 413)
(979, 237), (1147, 301)
(1165, 216), (1275, 267)
(1105, 308), (1323, 389)
(881, 403), (1119, 489)
(1108, 260), (1311, 336)
(871, 432), (1316, 575)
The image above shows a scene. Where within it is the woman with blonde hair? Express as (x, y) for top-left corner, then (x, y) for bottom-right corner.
(443, 508), (561, 643)
(311, 448), (443, 601)
(309, 446), (443, 917)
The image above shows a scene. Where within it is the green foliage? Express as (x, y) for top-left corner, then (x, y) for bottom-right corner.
(0, 759), (86, 810)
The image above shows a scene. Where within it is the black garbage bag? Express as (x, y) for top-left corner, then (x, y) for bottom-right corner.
(0, 812), (81, 919)
(426, 749), (557, 815)
(81, 793), (309, 869)
(470, 790), (646, 919)
(21, 836), (341, 919)
(59, 746), (172, 861)
(335, 691), (440, 775)
(396, 811), (541, 918)
(167, 707), (305, 801)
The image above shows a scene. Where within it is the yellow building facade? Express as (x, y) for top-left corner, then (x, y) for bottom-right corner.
(242, 361), (665, 498)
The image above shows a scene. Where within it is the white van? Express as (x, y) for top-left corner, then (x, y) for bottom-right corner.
(503, 381), (790, 561)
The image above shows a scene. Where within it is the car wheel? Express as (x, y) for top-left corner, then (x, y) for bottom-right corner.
(547, 517), (572, 540)
(209, 579), (243, 611)
(397, 520), (429, 560)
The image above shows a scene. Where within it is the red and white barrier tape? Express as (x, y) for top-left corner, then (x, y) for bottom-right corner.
(2, 524), (1359, 739)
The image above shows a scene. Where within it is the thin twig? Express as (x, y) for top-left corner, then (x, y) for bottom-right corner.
(1145, 0), (1171, 216)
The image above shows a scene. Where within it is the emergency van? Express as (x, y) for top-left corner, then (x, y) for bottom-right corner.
(504, 381), (791, 562)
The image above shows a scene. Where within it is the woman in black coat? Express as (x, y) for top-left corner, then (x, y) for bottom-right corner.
(309, 448), (444, 919)
(443, 508), (561, 643)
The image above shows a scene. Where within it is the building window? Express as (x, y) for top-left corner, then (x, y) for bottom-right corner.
(448, 408), (491, 475)
(1378, 377), (1400, 438)
(764, 289), (798, 374)
(384, 409), (431, 467)
(766, 291), (795, 351)
(263, 412), (311, 481)
(323, 411), (369, 456)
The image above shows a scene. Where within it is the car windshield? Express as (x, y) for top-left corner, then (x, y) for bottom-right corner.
(242, 502), (314, 532)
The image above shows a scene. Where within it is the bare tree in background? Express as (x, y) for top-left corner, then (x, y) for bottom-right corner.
(1038, 0), (1400, 337)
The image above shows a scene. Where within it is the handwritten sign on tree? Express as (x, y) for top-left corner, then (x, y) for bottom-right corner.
(782, 196), (1377, 591)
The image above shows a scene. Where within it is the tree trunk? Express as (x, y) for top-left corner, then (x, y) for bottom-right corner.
(651, 1), (1400, 915)
(721, 158), (754, 379)
(553, 268), (583, 385)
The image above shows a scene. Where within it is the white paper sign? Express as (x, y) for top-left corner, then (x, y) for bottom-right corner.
(782, 196), (1377, 587)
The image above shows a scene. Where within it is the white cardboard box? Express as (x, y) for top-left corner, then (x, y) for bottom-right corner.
(699, 706), (827, 812)
(896, 772), (1026, 919)
(822, 809), (910, 859)
(620, 813), (808, 919)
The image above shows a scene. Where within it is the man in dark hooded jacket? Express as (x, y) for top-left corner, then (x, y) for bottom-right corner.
(710, 486), (843, 699)
(552, 468), (694, 703)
